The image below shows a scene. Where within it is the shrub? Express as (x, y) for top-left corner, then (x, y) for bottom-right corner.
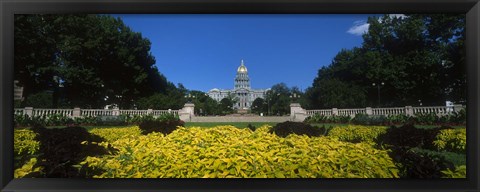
(72, 116), (97, 126)
(386, 114), (412, 125)
(14, 129), (40, 171)
(304, 114), (329, 123)
(247, 124), (256, 131)
(327, 125), (387, 143)
(121, 114), (145, 125)
(334, 115), (352, 123)
(30, 126), (113, 177)
(89, 126), (142, 142)
(304, 114), (351, 124)
(351, 114), (388, 125)
(449, 109), (466, 125)
(389, 147), (455, 178)
(45, 113), (72, 126)
(433, 128), (466, 153)
(14, 158), (42, 178)
(156, 113), (179, 122)
(27, 115), (48, 127)
(138, 115), (184, 135)
(14, 114), (30, 127)
(95, 115), (127, 126)
(269, 121), (323, 137)
(81, 126), (399, 178)
(414, 113), (438, 125)
(442, 165), (466, 178)
(378, 124), (450, 149)
(407, 147), (466, 167)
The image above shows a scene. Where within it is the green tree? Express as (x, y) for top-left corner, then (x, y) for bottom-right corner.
(219, 98), (234, 115)
(189, 90), (219, 116)
(14, 14), (175, 109)
(267, 83), (300, 116)
(251, 98), (267, 115)
(305, 14), (465, 109)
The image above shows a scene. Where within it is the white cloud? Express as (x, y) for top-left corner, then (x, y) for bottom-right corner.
(347, 14), (407, 36)
(388, 14), (407, 19)
(347, 20), (370, 36)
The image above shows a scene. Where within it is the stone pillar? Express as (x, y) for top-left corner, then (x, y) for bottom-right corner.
(290, 103), (307, 122)
(179, 103), (195, 122)
(366, 107), (373, 115)
(332, 108), (338, 116)
(147, 109), (153, 115)
(405, 106), (413, 116)
(113, 108), (120, 116)
(168, 109), (172, 114)
(24, 107), (33, 117)
(73, 108), (81, 117)
(453, 104), (464, 113)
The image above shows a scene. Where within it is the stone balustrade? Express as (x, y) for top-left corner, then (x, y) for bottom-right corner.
(14, 103), (465, 123)
(14, 107), (183, 119)
(291, 103), (465, 122)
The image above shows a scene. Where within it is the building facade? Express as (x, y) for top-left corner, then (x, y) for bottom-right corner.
(208, 60), (270, 110)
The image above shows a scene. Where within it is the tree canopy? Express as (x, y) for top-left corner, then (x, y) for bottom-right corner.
(15, 14), (177, 109)
(305, 14), (466, 109)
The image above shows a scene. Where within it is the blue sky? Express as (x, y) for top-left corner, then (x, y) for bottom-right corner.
(113, 14), (380, 92)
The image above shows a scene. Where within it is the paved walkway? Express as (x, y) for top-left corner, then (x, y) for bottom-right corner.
(190, 116), (292, 122)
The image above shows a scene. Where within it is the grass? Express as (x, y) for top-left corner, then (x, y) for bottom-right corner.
(15, 122), (465, 131)
(184, 122), (278, 128)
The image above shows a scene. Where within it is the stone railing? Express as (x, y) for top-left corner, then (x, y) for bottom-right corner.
(14, 104), (190, 121)
(291, 103), (466, 122)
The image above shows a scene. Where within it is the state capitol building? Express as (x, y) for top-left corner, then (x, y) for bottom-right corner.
(207, 60), (270, 110)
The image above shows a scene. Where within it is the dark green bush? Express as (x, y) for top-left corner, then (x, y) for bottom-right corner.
(45, 114), (71, 126)
(269, 121), (326, 137)
(30, 125), (114, 178)
(27, 115), (48, 127)
(304, 114), (351, 124)
(138, 115), (184, 135)
(72, 116), (97, 126)
(306, 110), (465, 126)
(95, 115), (127, 126)
(14, 114), (30, 127)
(304, 114), (328, 123)
(247, 124), (256, 131)
(156, 113), (179, 122)
(389, 146), (454, 178)
(409, 147), (466, 167)
(377, 124), (451, 149)
(351, 114), (388, 125)
(386, 114), (412, 125)
(449, 109), (466, 125)
(414, 113), (438, 125)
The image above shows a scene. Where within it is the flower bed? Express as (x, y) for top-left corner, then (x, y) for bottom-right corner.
(81, 125), (399, 178)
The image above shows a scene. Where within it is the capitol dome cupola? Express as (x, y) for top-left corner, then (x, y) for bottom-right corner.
(234, 59), (250, 90)
(237, 59), (248, 73)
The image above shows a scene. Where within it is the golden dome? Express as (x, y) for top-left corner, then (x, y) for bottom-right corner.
(237, 59), (248, 73)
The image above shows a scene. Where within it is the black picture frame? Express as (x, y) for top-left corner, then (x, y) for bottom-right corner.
(1, 0), (479, 191)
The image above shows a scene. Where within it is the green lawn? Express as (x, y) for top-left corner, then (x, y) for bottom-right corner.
(16, 122), (465, 130)
(184, 122), (278, 128)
